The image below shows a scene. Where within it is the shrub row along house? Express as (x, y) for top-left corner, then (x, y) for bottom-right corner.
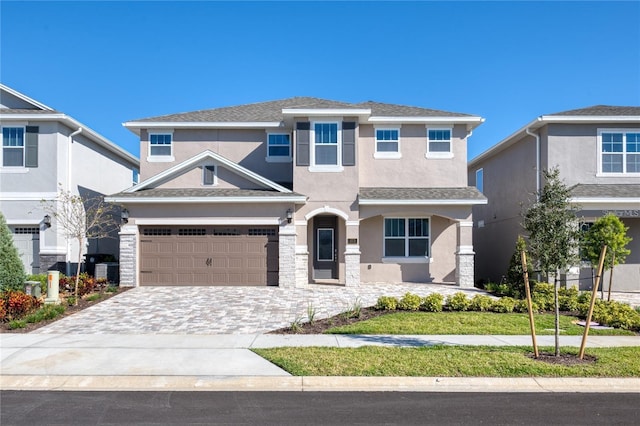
(469, 106), (640, 291)
(105, 98), (487, 288)
(0, 84), (139, 276)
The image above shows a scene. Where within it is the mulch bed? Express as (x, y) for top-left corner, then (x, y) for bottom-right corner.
(528, 353), (597, 365)
(269, 307), (392, 334)
(0, 287), (130, 334)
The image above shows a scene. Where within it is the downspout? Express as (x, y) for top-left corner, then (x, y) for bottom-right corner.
(525, 127), (540, 200)
(66, 127), (82, 276)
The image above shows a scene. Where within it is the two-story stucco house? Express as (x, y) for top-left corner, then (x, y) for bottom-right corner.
(469, 105), (640, 291)
(107, 97), (486, 288)
(0, 84), (139, 275)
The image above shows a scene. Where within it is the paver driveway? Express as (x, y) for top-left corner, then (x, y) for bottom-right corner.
(33, 283), (489, 335)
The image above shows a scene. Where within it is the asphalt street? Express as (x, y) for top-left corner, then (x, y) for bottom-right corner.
(2, 391), (639, 425)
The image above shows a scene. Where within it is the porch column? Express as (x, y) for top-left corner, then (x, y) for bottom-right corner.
(119, 224), (137, 287)
(455, 221), (475, 288)
(294, 220), (309, 287)
(345, 220), (360, 287)
(278, 224), (296, 288)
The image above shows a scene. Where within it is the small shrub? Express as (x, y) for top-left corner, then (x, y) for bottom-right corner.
(290, 316), (303, 333)
(446, 292), (470, 311)
(0, 212), (27, 292)
(307, 302), (316, 323)
(469, 295), (493, 312)
(0, 290), (41, 321)
(491, 297), (517, 313)
(66, 296), (77, 306)
(344, 297), (362, 319)
(532, 282), (555, 311)
(8, 319), (26, 329)
(420, 293), (444, 312)
(86, 293), (101, 302)
(106, 285), (119, 293)
(23, 304), (66, 324)
(375, 296), (398, 311)
(398, 292), (421, 311)
(484, 282), (510, 297)
(558, 287), (579, 312)
(591, 300), (640, 331)
(514, 299), (539, 314)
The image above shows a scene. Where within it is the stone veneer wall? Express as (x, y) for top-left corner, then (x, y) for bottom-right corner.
(295, 245), (309, 287)
(278, 226), (296, 288)
(344, 245), (360, 287)
(456, 251), (475, 288)
(119, 228), (137, 287)
(39, 254), (66, 274)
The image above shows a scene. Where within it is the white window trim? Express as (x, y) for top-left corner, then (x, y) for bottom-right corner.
(309, 119), (344, 172)
(201, 164), (217, 186)
(1, 125), (26, 169)
(147, 130), (175, 162)
(265, 132), (292, 163)
(596, 128), (640, 176)
(475, 168), (484, 193)
(374, 126), (402, 159)
(382, 216), (431, 262)
(425, 126), (454, 159)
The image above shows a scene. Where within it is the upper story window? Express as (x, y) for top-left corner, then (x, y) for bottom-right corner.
(266, 133), (291, 162)
(383, 217), (430, 259)
(599, 130), (640, 174)
(314, 122), (339, 166)
(475, 168), (484, 193)
(426, 127), (453, 159)
(148, 133), (173, 162)
(2, 127), (25, 167)
(202, 165), (216, 186)
(374, 128), (401, 159)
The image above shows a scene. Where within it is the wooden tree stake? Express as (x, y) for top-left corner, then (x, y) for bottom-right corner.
(607, 252), (615, 302)
(521, 250), (538, 358)
(579, 245), (607, 359)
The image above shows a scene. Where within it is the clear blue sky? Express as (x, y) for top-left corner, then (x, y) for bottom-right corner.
(2, 1), (639, 161)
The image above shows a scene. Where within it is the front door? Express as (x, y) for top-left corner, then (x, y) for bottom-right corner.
(313, 216), (337, 279)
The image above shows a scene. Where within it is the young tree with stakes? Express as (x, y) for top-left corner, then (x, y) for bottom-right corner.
(523, 168), (581, 356)
(41, 186), (118, 305)
(582, 214), (632, 300)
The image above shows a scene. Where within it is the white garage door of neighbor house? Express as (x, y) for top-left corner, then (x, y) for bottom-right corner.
(139, 226), (279, 286)
(10, 226), (40, 274)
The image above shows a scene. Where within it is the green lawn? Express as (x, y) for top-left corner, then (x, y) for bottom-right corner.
(253, 346), (640, 377)
(326, 312), (635, 336)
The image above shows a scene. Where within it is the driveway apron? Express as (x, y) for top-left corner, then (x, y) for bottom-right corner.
(32, 283), (488, 335)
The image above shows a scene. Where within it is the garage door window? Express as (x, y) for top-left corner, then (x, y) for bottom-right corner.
(143, 228), (172, 236)
(178, 228), (206, 236)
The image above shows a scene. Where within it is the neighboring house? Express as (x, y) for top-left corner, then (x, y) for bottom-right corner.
(468, 105), (640, 291)
(0, 84), (139, 275)
(107, 97), (485, 288)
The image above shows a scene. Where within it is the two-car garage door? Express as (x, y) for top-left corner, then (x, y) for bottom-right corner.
(139, 226), (279, 286)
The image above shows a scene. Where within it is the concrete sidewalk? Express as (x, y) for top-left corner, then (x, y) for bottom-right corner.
(2, 333), (639, 392)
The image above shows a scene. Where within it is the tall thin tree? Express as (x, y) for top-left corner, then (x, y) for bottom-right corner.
(40, 186), (118, 305)
(523, 168), (581, 356)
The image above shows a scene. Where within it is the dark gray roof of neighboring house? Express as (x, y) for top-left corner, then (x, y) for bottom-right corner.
(111, 188), (305, 198)
(132, 97), (476, 122)
(571, 184), (640, 199)
(0, 108), (62, 114)
(549, 105), (640, 116)
(359, 187), (487, 201)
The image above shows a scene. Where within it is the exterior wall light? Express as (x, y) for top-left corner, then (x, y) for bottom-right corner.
(121, 208), (129, 224)
(286, 208), (293, 224)
(43, 214), (52, 228)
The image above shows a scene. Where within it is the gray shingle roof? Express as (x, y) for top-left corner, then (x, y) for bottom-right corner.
(359, 187), (487, 201)
(549, 105), (640, 116)
(132, 97), (476, 123)
(571, 184), (640, 199)
(111, 188), (305, 199)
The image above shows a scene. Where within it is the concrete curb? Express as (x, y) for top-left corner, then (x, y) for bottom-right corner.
(2, 375), (639, 393)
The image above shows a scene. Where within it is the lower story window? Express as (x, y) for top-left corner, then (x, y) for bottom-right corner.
(384, 218), (430, 257)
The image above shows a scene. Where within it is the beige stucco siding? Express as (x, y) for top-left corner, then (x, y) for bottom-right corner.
(128, 202), (290, 223)
(140, 128), (293, 184)
(156, 165), (263, 189)
(470, 133), (538, 283)
(359, 215), (457, 283)
(359, 124), (468, 188)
